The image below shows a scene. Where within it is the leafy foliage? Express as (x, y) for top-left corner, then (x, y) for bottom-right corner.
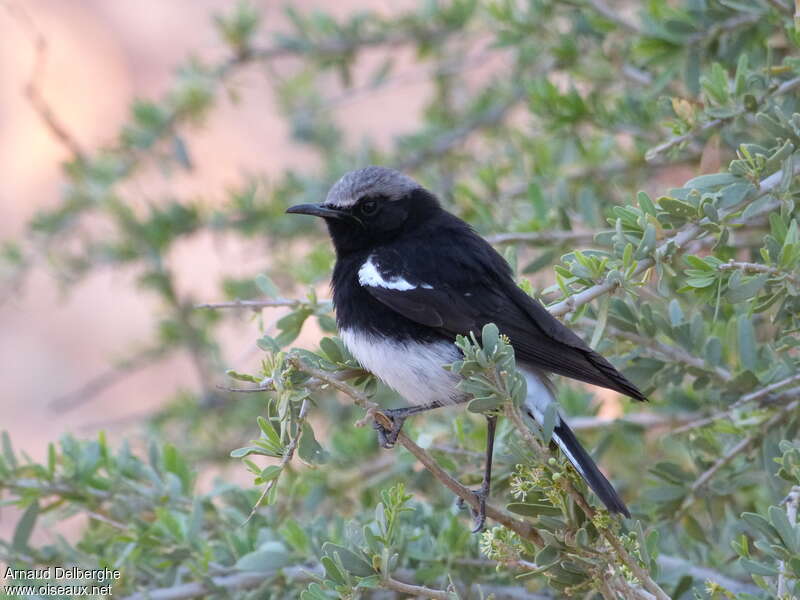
(3, 0), (800, 598)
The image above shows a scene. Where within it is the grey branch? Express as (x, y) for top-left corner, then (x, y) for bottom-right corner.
(194, 298), (313, 310)
(672, 376), (800, 434)
(585, 0), (642, 34)
(487, 230), (602, 245)
(570, 411), (700, 432)
(717, 259), (800, 284)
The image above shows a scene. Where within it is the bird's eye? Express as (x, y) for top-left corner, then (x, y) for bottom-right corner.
(359, 198), (379, 216)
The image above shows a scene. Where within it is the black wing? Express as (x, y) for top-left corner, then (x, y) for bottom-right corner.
(363, 230), (646, 401)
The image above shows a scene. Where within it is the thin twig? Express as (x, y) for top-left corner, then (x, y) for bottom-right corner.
(49, 348), (166, 412)
(195, 298), (315, 310)
(570, 411), (700, 432)
(2, 2), (87, 160)
(585, 0), (642, 34)
(486, 230), (602, 245)
(672, 378), (800, 435)
(581, 318), (732, 382)
(397, 86), (529, 171)
(381, 575), (454, 599)
(717, 259), (800, 284)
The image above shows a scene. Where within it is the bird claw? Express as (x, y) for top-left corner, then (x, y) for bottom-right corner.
(373, 413), (405, 449)
(456, 487), (489, 533)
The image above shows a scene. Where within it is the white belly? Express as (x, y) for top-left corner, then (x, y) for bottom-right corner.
(340, 328), (464, 406)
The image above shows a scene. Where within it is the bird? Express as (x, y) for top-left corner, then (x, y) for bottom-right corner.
(287, 165), (645, 531)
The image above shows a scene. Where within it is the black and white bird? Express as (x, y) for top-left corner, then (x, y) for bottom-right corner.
(287, 166), (645, 530)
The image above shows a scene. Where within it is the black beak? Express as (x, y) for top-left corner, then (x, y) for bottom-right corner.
(286, 203), (347, 220)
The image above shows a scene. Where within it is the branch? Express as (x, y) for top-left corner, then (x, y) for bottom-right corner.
(570, 411), (700, 432)
(675, 398), (800, 519)
(717, 259), (800, 284)
(581, 318), (733, 383)
(584, 0), (642, 34)
(49, 348), (166, 412)
(547, 162), (798, 317)
(396, 86), (529, 171)
(645, 76), (800, 162)
(289, 357), (545, 546)
(672, 376), (800, 434)
(381, 575), (454, 599)
(486, 230), (602, 245)
(1, 2), (87, 160)
(194, 298), (313, 310)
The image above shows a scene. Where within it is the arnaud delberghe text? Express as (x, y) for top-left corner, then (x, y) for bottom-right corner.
(4, 566), (121, 581)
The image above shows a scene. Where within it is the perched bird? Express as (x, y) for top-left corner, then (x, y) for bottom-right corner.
(287, 166), (645, 530)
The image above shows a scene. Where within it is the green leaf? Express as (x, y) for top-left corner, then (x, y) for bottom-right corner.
(319, 337), (343, 363)
(508, 502), (562, 517)
(255, 274), (280, 298)
(2, 431), (16, 469)
(298, 423), (329, 464)
(726, 273), (768, 303)
(12, 501), (39, 551)
(742, 512), (782, 544)
(481, 322), (500, 354)
(542, 402), (558, 444)
(739, 557), (779, 576)
(236, 542), (291, 571)
(322, 543), (374, 577)
(737, 315), (757, 371)
(769, 505), (798, 553)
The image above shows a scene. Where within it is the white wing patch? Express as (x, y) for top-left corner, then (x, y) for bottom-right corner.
(358, 255), (433, 291)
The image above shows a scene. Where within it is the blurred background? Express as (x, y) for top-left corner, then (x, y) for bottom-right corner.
(0, 0), (434, 458)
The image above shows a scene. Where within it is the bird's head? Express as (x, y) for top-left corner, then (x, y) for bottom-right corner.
(286, 166), (440, 254)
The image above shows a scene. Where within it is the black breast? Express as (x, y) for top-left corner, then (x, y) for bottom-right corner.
(331, 252), (446, 344)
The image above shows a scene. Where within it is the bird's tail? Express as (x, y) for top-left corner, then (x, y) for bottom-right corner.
(522, 369), (630, 518)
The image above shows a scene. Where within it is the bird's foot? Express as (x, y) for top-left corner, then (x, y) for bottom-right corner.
(456, 486), (489, 533)
(372, 410), (406, 449)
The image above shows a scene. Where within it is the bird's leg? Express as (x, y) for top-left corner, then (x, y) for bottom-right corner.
(373, 401), (444, 449)
(458, 414), (497, 533)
